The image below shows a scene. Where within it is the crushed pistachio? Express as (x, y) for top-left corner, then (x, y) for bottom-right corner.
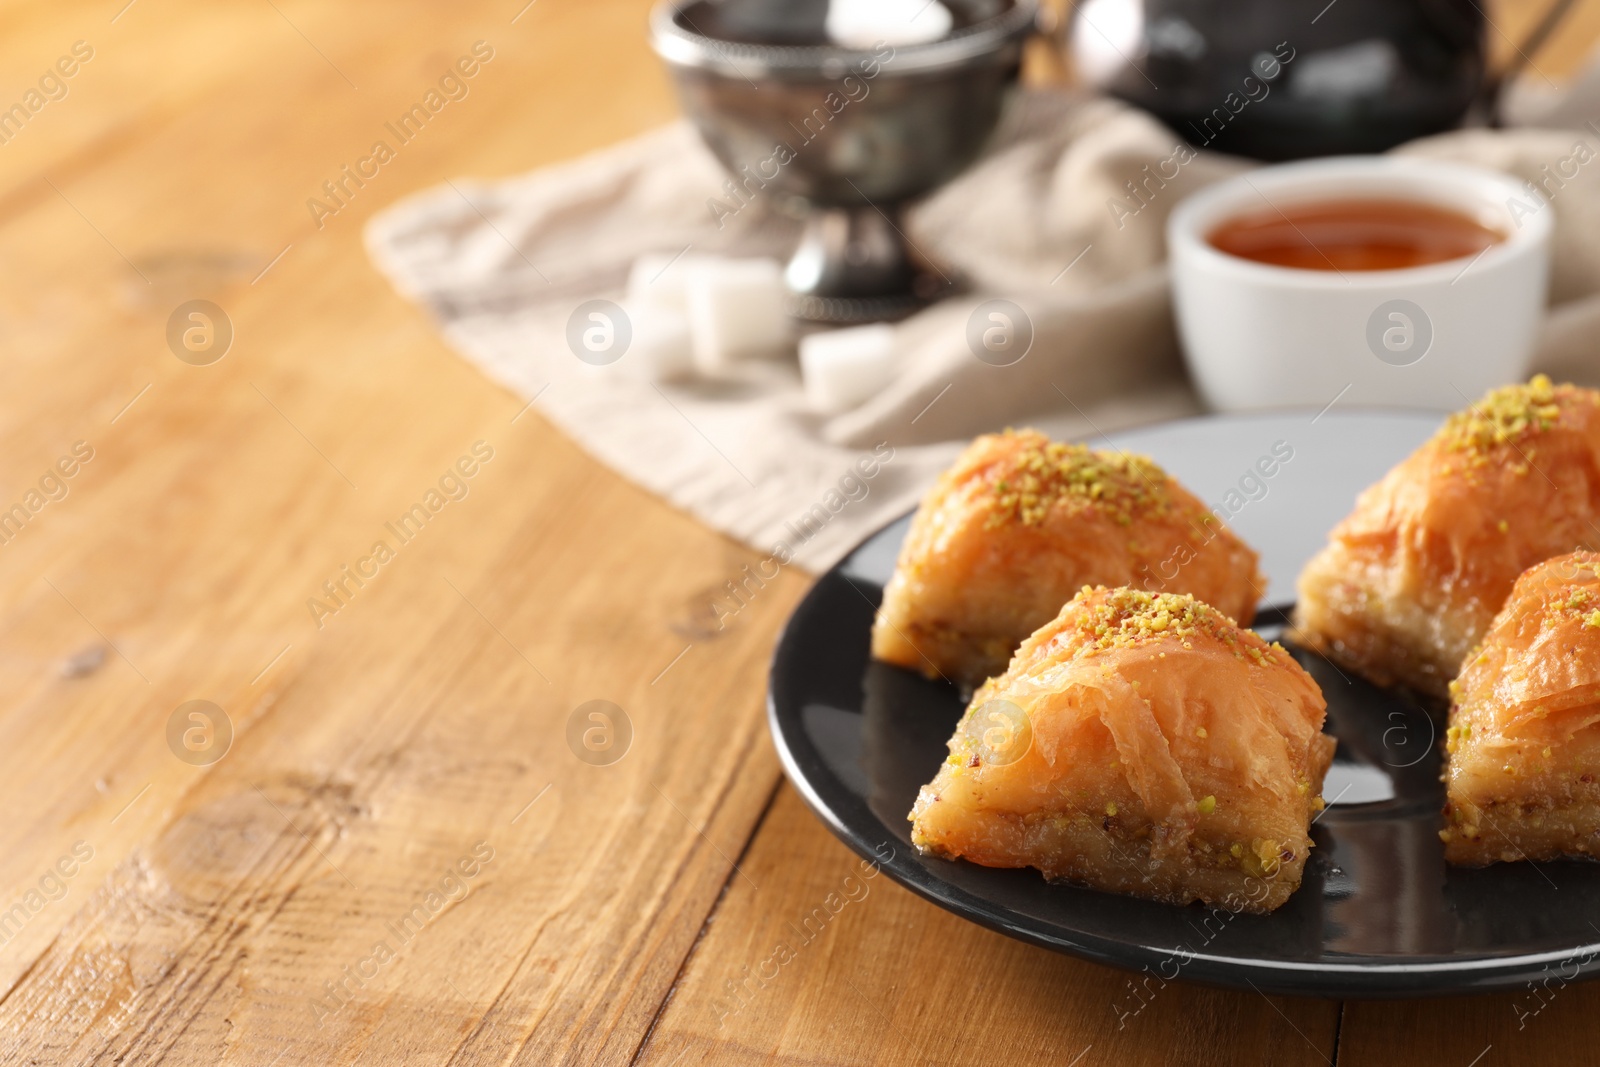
(1241, 838), (1283, 878)
(983, 431), (1172, 527)
(1105, 801), (1119, 816)
(1534, 569), (1600, 627)
(1439, 374), (1567, 453)
(1197, 795), (1217, 815)
(1064, 588), (1275, 663)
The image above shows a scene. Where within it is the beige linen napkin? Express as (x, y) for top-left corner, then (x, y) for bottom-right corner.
(366, 88), (1600, 571)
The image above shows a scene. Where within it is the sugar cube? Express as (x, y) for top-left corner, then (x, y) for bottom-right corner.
(627, 251), (705, 313)
(685, 258), (791, 371)
(827, 0), (952, 48)
(799, 323), (897, 414)
(627, 304), (694, 382)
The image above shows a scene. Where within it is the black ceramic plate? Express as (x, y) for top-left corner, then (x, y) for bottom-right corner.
(768, 410), (1600, 998)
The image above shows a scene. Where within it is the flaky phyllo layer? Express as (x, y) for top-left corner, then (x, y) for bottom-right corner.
(873, 429), (1263, 689)
(910, 588), (1334, 913)
(1297, 376), (1600, 698)
(1444, 551), (1600, 866)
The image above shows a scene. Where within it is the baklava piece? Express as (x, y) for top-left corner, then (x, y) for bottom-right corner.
(872, 429), (1264, 690)
(1296, 376), (1600, 699)
(909, 588), (1334, 914)
(1443, 551), (1600, 866)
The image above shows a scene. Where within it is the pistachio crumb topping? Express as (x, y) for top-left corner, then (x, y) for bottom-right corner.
(1104, 801), (1119, 817)
(1065, 588), (1272, 662)
(1243, 838), (1283, 878)
(1440, 374), (1567, 453)
(1197, 795), (1217, 815)
(984, 431), (1171, 527)
(1528, 563), (1600, 627)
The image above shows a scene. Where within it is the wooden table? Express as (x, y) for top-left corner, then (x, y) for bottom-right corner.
(3, 1), (1599, 1063)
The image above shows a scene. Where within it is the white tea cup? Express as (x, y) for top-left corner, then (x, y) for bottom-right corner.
(1167, 157), (1551, 412)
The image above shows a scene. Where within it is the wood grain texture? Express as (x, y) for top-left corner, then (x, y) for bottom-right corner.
(0, 0), (1593, 1064)
(0, 0), (793, 1062)
(633, 788), (1341, 1067)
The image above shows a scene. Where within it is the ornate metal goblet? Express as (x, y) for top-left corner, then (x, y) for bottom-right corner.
(651, 0), (1038, 323)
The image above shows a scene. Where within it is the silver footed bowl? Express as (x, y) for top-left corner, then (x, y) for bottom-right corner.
(651, 0), (1038, 323)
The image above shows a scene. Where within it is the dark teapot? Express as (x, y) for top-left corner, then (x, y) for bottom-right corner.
(1068, 0), (1488, 159)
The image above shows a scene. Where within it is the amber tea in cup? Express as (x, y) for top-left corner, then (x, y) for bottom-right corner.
(1206, 197), (1506, 272)
(1168, 157), (1551, 412)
